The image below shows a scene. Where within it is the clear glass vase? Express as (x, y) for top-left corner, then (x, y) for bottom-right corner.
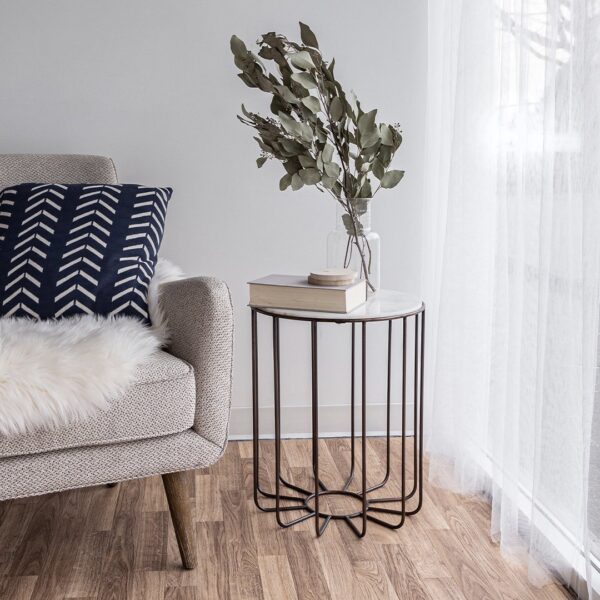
(326, 198), (380, 293)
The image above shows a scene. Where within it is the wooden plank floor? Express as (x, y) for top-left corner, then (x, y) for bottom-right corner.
(0, 439), (574, 600)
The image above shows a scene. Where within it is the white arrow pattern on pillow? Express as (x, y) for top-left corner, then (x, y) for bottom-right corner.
(110, 187), (170, 319)
(2, 184), (66, 318)
(54, 185), (121, 318)
(0, 187), (18, 243)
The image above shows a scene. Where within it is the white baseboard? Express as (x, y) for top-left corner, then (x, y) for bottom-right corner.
(228, 402), (416, 439)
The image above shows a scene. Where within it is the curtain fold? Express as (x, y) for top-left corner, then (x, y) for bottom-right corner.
(423, 1), (600, 596)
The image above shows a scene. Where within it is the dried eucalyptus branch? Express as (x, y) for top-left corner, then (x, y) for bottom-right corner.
(231, 22), (405, 291)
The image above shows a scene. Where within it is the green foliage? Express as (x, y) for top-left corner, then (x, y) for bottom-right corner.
(230, 23), (404, 201)
(381, 170), (405, 189)
(231, 23), (405, 292)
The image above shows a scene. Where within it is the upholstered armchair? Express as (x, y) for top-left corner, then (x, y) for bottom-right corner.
(0, 154), (233, 569)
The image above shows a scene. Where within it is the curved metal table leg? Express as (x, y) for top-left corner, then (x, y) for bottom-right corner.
(251, 307), (425, 537)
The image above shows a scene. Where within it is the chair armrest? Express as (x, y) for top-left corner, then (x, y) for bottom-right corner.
(159, 277), (233, 449)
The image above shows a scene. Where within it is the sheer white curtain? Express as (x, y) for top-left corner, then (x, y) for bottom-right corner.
(423, 0), (600, 596)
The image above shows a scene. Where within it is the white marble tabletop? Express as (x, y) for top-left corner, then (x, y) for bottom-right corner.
(252, 289), (424, 321)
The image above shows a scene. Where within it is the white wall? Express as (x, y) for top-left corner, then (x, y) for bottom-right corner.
(0, 0), (427, 437)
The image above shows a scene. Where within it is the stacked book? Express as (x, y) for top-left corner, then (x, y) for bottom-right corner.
(248, 270), (366, 313)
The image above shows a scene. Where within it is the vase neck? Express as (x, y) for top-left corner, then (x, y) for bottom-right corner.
(336, 198), (372, 233)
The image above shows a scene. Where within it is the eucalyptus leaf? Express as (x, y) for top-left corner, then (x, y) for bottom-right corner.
(283, 160), (300, 175)
(291, 72), (317, 89)
(258, 46), (274, 59)
(324, 80), (337, 96)
(378, 145), (392, 167)
(360, 128), (380, 149)
(234, 54), (252, 72)
(345, 99), (357, 125)
(351, 198), (369, 216)
(291, 173), (304, 190)
(344, 172), (356, 194)
(355, 96), (364, 117)
(330, 96), (344, 121)
(299, 168), (321, 185)
(290, 51), (315, 70)
(299, 22), (319, 48)
(380, 170), (405, 189)
(301, 95), (321, 113)
(359, 178), (372, 198)
(315, 126), (328, 143)
(230, 35), (248, 58)
(279, 173), (292, 190)
(280, 139), (304, 154)
(324, 162), (340, 177)
(254, 136), (272, 153)
(372, 158), (385, 180)
(380, 124), (394, 146)
(321, 175), (337, 189)
(275, 85), (298, 103)
(256, 156), (267, 168)
(299, 155), (317, 168)
(237, 73), (256, 88)
(358, 109), (377, 135)
(348, 92), (359, 119)
(270, 95), (287, 115)
(256, 74), (274, 92)
(342, 213), (363, 236)
(298, 122), (314, 143)
(322, 144), (335, 163)
(278, 111), (300, 136)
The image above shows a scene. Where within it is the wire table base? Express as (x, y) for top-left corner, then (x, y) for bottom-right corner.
(251, 296), (425, 538)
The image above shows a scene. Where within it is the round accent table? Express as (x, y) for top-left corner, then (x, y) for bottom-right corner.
(250, 290), (425, 538)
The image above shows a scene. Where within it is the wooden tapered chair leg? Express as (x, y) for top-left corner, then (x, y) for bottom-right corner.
(162, 470), (198, 569)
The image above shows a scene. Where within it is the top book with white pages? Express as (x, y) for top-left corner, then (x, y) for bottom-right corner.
(248, 274), (367, 313)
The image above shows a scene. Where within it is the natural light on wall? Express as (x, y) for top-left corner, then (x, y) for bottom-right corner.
(423, 0), (600, 597)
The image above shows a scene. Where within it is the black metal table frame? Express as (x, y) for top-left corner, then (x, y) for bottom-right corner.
(251, 303), (425, 538)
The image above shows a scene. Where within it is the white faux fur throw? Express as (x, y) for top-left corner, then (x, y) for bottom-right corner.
(0, 258), (183, 437)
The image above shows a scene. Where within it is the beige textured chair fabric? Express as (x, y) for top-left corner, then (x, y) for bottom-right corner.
(0, 430), (223, 501)
(160, 277), (234, 449)
(0, 154), (118, 189)
(0, 351), (196, 459)
(0, 154), (234, 501)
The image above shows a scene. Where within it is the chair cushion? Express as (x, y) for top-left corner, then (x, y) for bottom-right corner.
(0, 183), (172, 321)
(0, 350), (196, 459)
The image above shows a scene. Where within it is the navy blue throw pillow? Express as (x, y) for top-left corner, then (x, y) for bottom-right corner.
(0, 183), (172, 321)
